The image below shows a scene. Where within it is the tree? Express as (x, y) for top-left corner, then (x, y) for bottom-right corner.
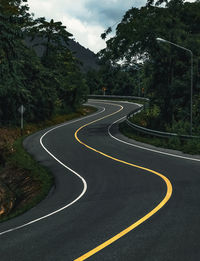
(27, 17), (72, 61)
(99, 0), (200, 131)
(86, 62), (138, 96)
(0, 0), (31, 124)
(0, 1), (89, 125)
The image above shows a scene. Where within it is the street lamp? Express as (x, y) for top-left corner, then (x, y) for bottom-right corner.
(133, 64), (141, 96)
(156, 37), (193, 135)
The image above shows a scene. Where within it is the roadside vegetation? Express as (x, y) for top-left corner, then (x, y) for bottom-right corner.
(1, 0), (200, 221)
(119, 121), (200, 155)
(119, 103), (200, 155)
(97, 0), (200, 137)
(0, 1), (95, 221)
(0, 106), (96, 222)
(88, 95), (148, 106)
(94, 0), (200, 154)
(0, 0), (88, 126)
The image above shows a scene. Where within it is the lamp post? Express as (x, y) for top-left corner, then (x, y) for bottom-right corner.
(133, 64), (141, 96)
(156, 37), (193, 135)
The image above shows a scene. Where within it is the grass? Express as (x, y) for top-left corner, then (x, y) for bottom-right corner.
(0, 105), (97, 222)
(119, 121), (200, 155)
(0, 138), (54, 222)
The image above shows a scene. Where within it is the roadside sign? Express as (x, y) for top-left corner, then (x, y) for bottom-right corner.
(18, 105), (26, 135)
(18, 105), (26, 114)
(102, 87), (107, 96)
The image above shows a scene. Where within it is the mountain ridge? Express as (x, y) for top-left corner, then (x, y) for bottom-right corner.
(25, 37), (99, 72)
(68, 39), (99, 71)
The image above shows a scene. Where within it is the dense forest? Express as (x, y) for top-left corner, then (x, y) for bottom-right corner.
(94, 0), (200, 134)
(0, 0), (90, 125)
(1, 0), (200, 135)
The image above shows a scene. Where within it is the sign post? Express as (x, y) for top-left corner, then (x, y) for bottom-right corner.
(102, 87), (107, 96)
(18, 105), (25, 136)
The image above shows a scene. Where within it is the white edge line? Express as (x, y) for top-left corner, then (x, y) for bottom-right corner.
(108, 115), (200, 162)
(0, 105), (105, 236)
(2, 100), (199, 236)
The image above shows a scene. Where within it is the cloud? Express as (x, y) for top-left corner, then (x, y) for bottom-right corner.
(84, 0), (146, 26)
(62, 15), (106, 53)
(27, 0), (146, 53)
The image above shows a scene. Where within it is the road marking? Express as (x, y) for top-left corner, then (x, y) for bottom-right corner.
(0, 106), (105, 236)
(108, 116), (200, 162)
(90, 100), (200, 162)
(74, 102), (172, 261)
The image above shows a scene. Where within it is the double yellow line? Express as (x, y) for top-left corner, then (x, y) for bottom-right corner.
(74, 102), (172, 261)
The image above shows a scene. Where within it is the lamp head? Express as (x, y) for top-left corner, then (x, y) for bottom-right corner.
(156, 37), (167, 43)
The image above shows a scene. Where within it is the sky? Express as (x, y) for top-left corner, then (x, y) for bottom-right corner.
(27, 0), (147, 53)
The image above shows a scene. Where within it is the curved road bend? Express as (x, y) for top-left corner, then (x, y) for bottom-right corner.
(0, 100), (199, 261)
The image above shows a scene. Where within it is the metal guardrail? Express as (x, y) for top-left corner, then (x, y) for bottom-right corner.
(88, 94), (199, 140)
(88, 94), (149, 102)
(126, 106), (200, 140)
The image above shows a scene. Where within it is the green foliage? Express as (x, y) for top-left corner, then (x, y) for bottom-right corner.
(182, 139), (200, 154)
(166, 120), (191, 135)
(101, 27), (112, 40)
(0, 137), (54, 222)
(120, 121), (200, 155)
(0, 105), (96, 221)
(86, 62), (140, 96)
(146, 104), (160, 119)
(100, 0), (200, 134)
(131, 105), (161, 129)
(27, 17), (72, 61)
(0, 0), (89, 126)
(27, 17), (88, 115)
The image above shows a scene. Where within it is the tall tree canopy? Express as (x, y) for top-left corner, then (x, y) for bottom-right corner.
(100, 0), (200, 131)
(0, 0), (88, 125)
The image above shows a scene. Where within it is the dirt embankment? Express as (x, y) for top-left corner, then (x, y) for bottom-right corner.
(0, 166), (42, 218)
(0, 106), (97, 220)
(0, 128), (19, 216)
(0, 128), (41, 218)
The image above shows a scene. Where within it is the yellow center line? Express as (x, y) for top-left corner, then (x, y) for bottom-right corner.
(74, 102), (173, 261)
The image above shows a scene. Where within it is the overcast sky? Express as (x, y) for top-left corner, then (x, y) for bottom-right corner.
(27, 0), (147, 53)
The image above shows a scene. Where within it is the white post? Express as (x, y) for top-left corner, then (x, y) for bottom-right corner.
(156, 37), (193, 135)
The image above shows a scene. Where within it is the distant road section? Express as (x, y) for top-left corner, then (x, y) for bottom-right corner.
(0, 100), (199, 261)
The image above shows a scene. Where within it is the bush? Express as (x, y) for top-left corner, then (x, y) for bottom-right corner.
(168, 137), (182, 149)
(182, 139), (200, 154)
(165, 120), (190, 135)
(130, 104), (161, 129)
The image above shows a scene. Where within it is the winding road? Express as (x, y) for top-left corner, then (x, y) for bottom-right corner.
(0, 100), (200, 260)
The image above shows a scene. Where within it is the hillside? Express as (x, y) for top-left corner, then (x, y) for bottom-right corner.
(25, 37), (99, 72)
(68, 39), (99, 72)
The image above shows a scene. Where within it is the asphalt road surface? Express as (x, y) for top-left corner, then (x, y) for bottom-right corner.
(0, 100), (200, 261)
